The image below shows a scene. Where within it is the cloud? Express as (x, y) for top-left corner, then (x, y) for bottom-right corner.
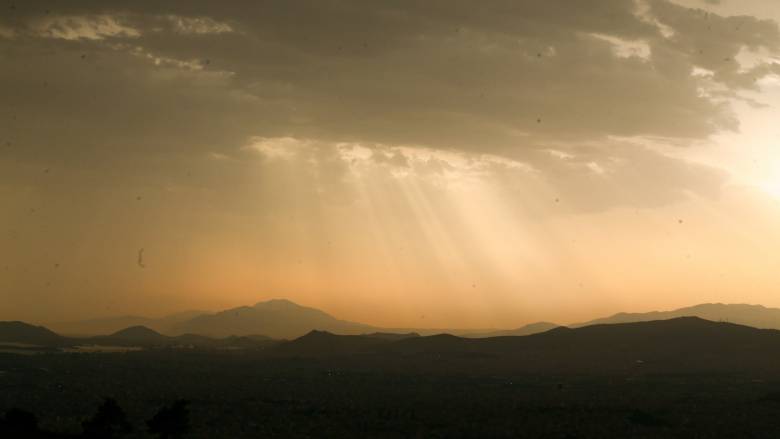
(1, 0), (777, 211)
(165, 16), (233, 35)
(29, 14), (140, 40)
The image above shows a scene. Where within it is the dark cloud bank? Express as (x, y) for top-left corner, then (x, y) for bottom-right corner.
(1, 0), (779, 211)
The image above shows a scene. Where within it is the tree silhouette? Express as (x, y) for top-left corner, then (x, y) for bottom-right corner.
(81, 398), (132, 438)
(147, 400), (190, 439)
(1, 408), (40, 436)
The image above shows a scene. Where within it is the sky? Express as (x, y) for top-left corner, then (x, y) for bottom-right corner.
(1, 0), (779, 329)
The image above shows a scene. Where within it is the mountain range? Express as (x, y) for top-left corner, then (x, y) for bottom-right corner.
(41, 300), (780, 340)
(571, 303), (780, 329)
(170, 299), (376, 339)
(7, 311), (780, 375)
(49, 310), (206, 336)
(0, 322), (278, 351)
(264, 317), (780, 375)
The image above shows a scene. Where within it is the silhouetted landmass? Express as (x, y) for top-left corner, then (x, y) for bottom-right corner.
(50, 301), (780, 341)
(272, 330), (399, 357)
(0, 321), (64, 347)
(360, 332), (420, 341)
(5, 317), (780, 437)
(573, 303), (780, 330)
(82, 327), (279, 350)
(0, 322), (279, 351)
(49, 311), (206, 337)
(463, 321), (560, 338)
(48, 299), (478, 338)
(171, 299), (377, 338)
(104, 326), (167, 344)
(5, 315), (780, 371)
(373, 317), (780, 374)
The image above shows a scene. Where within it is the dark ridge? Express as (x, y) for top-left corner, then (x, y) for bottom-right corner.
(362, 332), (420, 341)
(573, 303), (780, 330)
(109, 325), (165, 340)
(464, 322), (561, 338)
(263, 317), (780, 375)
(273, 330), (396, 357)
(0, 321), (64, 346)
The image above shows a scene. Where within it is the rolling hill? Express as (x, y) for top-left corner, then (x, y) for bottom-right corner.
(272, 330), (400, 356)
(0, 321), (65, 346)
(462, 321), (560, 338)
(84, 326), (278, 349)
(0, 321), (279, 350)
(269, 317), (780, 375)
(573, 303), (780, 329)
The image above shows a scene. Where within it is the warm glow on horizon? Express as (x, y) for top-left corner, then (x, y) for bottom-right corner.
(2, 0), (780, 330)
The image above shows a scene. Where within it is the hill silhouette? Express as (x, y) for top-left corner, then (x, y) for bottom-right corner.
(268, 317), (780, 374)
(573, 303), (780, 329)
(463, 321), (560, 338)
(272, 330), (398, 356)
(0, 321), (64, 346)
(0, 321), (277, 350)
(463, 303), (780, 338)
(108, 326), (166, 343)
(39, 301), (780, 343)
(361, 332), (420, 341)
(84, 326), (278, 349)
(171, 299), (377, 338)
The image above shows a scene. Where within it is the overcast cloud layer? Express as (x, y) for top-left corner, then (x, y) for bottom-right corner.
(2, 0), (778, 207)
(1, 1), (780, 324)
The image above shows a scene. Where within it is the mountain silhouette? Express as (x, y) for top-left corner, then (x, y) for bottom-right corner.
(171, 299), (376, 338)
(0, 320), (279, 350)
(361, 332), (420, 341)
(41, 301), (780, 342)
(82, 326), (279, 349)
(109, 326), (166, 342)
(0, 321), (64, 346)
(272, 330), (397, 356)
(572, 303), (780, 329)
(462, 303), (780, 338)
(269, 317), (780, 374)
(463, 322), (560, 338)
(5, 315), (780, 376)
(84, 325), (169, 347)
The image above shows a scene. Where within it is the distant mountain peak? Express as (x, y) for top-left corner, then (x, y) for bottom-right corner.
(299, 329), (335, 338)
(255, 298), (300, 307)
(253, 299), (322, 313)
(111, 325), (164, 339)
(573, 303), (780, 330)
(173, 299), (374, 339)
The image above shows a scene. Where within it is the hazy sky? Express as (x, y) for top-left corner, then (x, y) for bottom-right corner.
(1, 0), (779, 328)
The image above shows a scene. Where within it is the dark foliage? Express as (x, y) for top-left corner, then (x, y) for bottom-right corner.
(81, 398), (132, 438)
(147, 400), (190, 439)
(1, 407), (40, 436)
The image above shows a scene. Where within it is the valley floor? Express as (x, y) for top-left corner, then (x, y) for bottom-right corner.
(2, 351), (780, 438)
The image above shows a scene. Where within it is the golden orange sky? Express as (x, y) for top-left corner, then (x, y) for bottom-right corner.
(1, 0), (780, 329)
